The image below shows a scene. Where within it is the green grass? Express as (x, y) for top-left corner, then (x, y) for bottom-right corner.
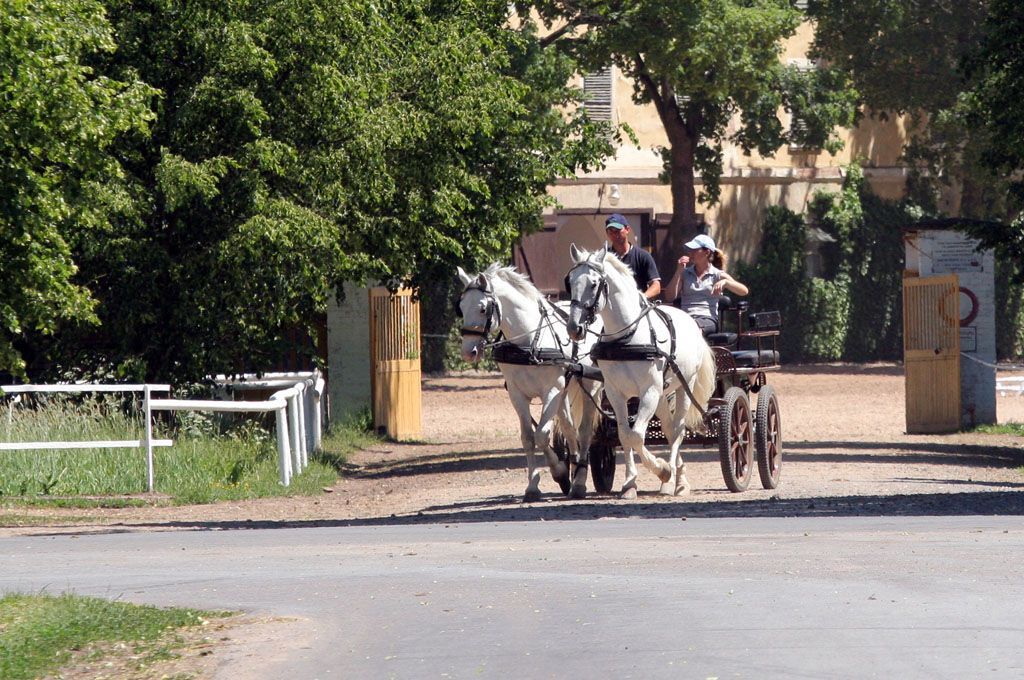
(1, 396), (379, 505)
(0, 592), (227, 680)
(973, 422), (1024, 437)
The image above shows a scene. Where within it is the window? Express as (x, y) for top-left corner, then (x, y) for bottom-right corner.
(583, 68), (613, 122)
(788, 58), (817, 151)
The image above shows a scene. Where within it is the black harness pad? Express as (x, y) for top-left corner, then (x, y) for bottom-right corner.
(591, 341), (664, 362)
(492, 342), (568, 366)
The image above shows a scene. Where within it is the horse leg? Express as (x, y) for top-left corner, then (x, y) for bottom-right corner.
(570, 378), (603, 499)
(535, 383), (570, 493)
(630, 385), (672, 490)
(562, 380), (589, 499)
(667, 383), (692, 493)
(604, 390), (640, 499)
(655, 387), (691, 495)
(508, 390), (542, 502)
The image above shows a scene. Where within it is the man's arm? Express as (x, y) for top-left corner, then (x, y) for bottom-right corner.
(644, 279), (662, 300)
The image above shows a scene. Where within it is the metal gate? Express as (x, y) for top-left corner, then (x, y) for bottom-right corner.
(903, 273), (961, 433)
(369, 287), (422, 440)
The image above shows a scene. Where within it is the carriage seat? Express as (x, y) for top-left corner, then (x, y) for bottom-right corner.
(730, 349), (781, 368)
(706, 331), (737, 347)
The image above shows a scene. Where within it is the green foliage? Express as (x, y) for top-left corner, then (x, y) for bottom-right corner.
(0, 592), (221, 680)
(0, 0), (155, 377)
(995, 258), (1024, 360)
(0, 395), (340, 501)
(531, 0), (859, 223)
(739, 163), (912, 361)
(14, 0), (613, 382)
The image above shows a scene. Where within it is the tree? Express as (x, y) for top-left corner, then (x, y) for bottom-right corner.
(958, 0), (1024, 266)
(27, 0), (614, 381)
(529, 0), (858, 244)
(0, 0), (154, 377)
(809, 0), (1024, 268)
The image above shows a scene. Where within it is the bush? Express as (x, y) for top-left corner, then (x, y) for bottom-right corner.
(739, 163), (912, 362)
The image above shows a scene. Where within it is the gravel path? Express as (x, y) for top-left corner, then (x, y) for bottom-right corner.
(3, 362), (1023, 535)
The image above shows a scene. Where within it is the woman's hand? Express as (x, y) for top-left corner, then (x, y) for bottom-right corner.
(677, 254), (690, 268)
(712, 280), (728, 295)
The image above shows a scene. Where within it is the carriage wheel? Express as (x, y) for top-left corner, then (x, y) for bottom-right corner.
(551, 431), (572, 495)
(588, 436), (616, 494)
(718, 387), (753, 492)
(755, 385), (782, 489)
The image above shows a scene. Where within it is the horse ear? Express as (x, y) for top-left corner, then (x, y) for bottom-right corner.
(596, 244), (609, 263)
(456, 266), (473, 286)
(475, 273), (488, 290)
(570, 243), (582, 263)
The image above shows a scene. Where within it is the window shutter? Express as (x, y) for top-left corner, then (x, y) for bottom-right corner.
(789, 59), (816, 150)
(583, 68), (613, 122)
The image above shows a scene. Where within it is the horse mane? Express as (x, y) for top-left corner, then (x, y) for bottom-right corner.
(575, 247), (635, 284)
(484, 263), (543, 303)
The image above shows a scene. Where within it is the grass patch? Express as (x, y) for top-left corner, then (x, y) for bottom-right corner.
(1, 396), (379, 505)
(0, 592), (227, 680)
(973, 422), (1024, 437)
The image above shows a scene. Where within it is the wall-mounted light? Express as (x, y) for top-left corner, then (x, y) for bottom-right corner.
(608, 184), (621, 206)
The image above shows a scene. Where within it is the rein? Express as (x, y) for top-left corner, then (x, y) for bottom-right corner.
(458, 276), (577, 364)
(571, 260), (708, 419)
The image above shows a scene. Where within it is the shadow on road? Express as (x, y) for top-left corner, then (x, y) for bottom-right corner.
(37, 490), (1024, 537)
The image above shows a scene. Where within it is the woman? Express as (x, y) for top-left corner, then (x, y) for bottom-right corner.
(671, 233), (748, 335)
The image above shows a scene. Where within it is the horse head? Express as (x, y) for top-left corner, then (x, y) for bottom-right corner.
(566, 244), (609, 342)
(456, 266), (500, 364)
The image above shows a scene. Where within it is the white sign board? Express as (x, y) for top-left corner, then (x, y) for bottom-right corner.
(905, 229), (996, 426)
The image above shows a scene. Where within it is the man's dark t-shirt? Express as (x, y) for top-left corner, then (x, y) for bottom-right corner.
(615, 245), (661, 292)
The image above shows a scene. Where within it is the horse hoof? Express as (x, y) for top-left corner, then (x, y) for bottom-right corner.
(620, 487), (637, 500)
(523, 489), (542, 503)
(658, 482), (674, 496)
(569, 484), (587, 500)
(656, 465), (672, 484)
(675, 480), (692, 496)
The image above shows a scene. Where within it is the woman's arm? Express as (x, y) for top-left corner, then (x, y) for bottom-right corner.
(712, 272), (748, 297)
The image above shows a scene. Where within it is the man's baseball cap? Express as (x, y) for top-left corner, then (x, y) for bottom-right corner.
(605, 213), (630, 230)
(684, 233), (716, 251)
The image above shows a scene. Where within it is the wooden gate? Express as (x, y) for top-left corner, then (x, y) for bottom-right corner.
(903, 273), (961, 433)
(369, 287), (422, 440)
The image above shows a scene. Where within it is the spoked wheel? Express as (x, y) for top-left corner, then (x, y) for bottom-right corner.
(551, 431), (572, 495)
(755, 385), (782, 489)
(588, 435), (617, 494)
(718, 387), (754, 492)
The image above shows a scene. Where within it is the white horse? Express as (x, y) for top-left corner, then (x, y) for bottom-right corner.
(565, 245), (716, 498)
(457, 264), (603, 501)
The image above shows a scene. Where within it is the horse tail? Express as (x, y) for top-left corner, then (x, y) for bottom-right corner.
(684, 342), (717, 432)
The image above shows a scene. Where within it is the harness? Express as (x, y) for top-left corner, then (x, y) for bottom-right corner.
(568, 260), (707, 419)
(458, 278), (576, 366)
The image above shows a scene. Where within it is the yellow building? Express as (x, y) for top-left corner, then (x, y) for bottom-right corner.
(520, 22), (923, 296)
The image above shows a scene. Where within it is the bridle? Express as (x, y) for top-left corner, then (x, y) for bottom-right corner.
(566, 259), (607, 331)
(457, 279), (502, 341)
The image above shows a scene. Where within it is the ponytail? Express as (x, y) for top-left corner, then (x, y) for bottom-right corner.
(710, 249), (726, 270)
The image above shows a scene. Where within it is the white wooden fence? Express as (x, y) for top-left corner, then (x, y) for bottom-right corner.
(997, 376), (1024, 397)
(1, 371), (325, 492)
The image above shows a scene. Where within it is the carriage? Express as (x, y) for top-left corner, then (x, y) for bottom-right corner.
(458, 255), (782, 501)
(569, 297), (783, 495)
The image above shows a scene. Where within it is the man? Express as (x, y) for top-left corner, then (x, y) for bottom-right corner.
(603, 213), (661, 300)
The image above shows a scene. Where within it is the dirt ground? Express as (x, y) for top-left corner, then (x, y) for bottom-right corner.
(5, 363), (1024, 679)
(4, 362), (1024, 534)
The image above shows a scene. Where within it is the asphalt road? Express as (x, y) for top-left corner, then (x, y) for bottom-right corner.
(3, 516), (1023, 679)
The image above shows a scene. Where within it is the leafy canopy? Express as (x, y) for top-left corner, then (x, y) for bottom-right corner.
(24, 0), (614, 380)
(0, 0), (154, 377)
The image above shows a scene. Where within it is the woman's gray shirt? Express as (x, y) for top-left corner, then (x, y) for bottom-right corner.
(676, 264), (723, 324)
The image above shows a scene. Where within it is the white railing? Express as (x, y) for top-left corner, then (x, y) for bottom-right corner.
(997, 376), (1024, 397)
(1, 384), (174, 492)
(2, 372), (325, 492)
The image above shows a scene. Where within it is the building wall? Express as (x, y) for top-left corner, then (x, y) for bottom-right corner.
(548, 21), (914, 265)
